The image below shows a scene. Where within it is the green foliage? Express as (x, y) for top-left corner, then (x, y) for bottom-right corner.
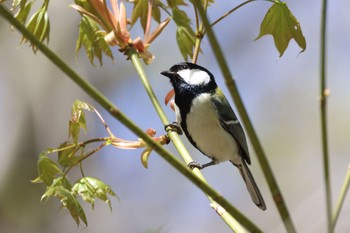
(256, 1), (306, 57)
(69, 99), (94, 144)
(9, 0), (306, 64)
(42, 177), (88, 226)
(72, 177), (117, 210)
(176, 26), (196, 60)
(35, 152), (63, 185)
(76, 15), (114, 66)
(171, 6), (196, 61)
(130, 0), (149, 32)
(31, 100), (118, 226)
(13, 0), (33, 25)
(58, 142), (82, 167)
(21, 1), (50, 51)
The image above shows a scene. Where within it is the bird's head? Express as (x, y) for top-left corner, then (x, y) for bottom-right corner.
(161, 62), (217, 92)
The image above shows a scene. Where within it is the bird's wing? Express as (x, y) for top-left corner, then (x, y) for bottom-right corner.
(211, 88), (251, 164)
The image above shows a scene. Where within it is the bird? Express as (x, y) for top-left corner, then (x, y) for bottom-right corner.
(161, 62), (266, 210)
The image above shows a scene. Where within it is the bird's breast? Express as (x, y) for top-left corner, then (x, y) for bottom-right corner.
(185, 94), (240, 163)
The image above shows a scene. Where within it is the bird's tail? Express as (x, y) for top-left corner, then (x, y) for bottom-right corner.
(235, 161), (266, 210)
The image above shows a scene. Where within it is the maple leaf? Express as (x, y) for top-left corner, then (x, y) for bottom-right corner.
(255, 1), (306, 57)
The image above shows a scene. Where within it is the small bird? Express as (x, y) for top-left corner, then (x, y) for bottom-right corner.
(161, 62), (266, 210)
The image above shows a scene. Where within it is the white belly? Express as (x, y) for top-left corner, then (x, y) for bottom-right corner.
(182, 94), (240, 163)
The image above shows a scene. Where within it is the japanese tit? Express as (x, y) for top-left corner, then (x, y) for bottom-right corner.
(161, 62), (266, 210)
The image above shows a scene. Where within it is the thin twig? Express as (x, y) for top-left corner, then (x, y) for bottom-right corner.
(203, 0), (255, 35)
(331, 165), (350, 231)
(320, 0), (332, 232)
(93, 108), (114, 137)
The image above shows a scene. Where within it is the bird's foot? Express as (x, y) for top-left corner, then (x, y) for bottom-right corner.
(188, 160), (218, 170)
(188, 161), (203, 170)
(164, 122), (183, 135)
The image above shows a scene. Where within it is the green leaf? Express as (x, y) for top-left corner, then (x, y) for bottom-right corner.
(23, 7), (50, 52)
(69, 120), (81, 144)
(255, 1), (306, 57)
(172, 7), (191, 28)
(72, 177), (117, 211)
(141, 148), (152, 169)
(76, 16), (114, 65)
(130, 0), (148, 32)
(12, 0), (23, 9)
(13, 0), (33, 25)
(176, 26), (196, 61)
(152, 1), (161, 23)
(58, 142), (81, 167)
(51, 177), (73, 190)
(69, 100), (94, 144)
(166, 0), (187, 8)
(42, 185), (87, 226)
(37, 153), (63, 185)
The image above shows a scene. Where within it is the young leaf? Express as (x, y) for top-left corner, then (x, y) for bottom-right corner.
(51, 176), (73, 190)
(255, 1), (306, 57)
(76, 15), (114, 65)
(130, 0), (148, 32)
(42, 185), (87, 226)
(69, 99), (94, 144)
(72, 177), (117, 211)
(58, 142), (81, 167)
(11, 0), (23, 9)
(13, 0), (33, 25)
(37, 153), (63, 185)
(141, 148), (152, 169)
(172, 7), (191, 29)
(176, 26), (196, 61)
(152, 0), (162, 23)
(166, 0), (187, 8)
(22, 7), (50, 52)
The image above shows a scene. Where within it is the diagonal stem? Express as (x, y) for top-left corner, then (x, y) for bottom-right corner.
(331, 165), (350, 231)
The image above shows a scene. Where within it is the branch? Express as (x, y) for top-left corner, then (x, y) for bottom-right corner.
(320, 0), (332, 232)
(194, 1), (297, 233)
(331, 165), (350, 231)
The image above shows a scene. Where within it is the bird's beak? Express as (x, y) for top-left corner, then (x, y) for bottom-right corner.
(160, 70), (173, 78)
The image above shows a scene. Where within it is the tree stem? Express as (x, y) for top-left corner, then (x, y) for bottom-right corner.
(331, 165), (350, 231)
(320, 0), (332, 232)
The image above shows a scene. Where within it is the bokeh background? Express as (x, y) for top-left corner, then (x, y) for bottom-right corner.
(1, 0), (350, 232)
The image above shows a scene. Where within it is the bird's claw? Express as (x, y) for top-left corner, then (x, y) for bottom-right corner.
(188, 161), (203, 170)
(164, 122), (183, 135)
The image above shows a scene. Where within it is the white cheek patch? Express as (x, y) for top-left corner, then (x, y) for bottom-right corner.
(177, 69), (210, 85)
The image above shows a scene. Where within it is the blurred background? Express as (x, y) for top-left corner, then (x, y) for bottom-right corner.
(1, 0), (350, 232)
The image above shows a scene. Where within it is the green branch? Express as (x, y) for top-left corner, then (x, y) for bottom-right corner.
(331, 165), (350, 231)
(0, 4), (261, 232)
(194, 1), (297, 233)
(203, 0), (255, 35)
(320, 0), (332, 232)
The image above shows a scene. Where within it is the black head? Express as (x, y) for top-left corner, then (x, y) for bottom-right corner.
(161, 62), (217, 92)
